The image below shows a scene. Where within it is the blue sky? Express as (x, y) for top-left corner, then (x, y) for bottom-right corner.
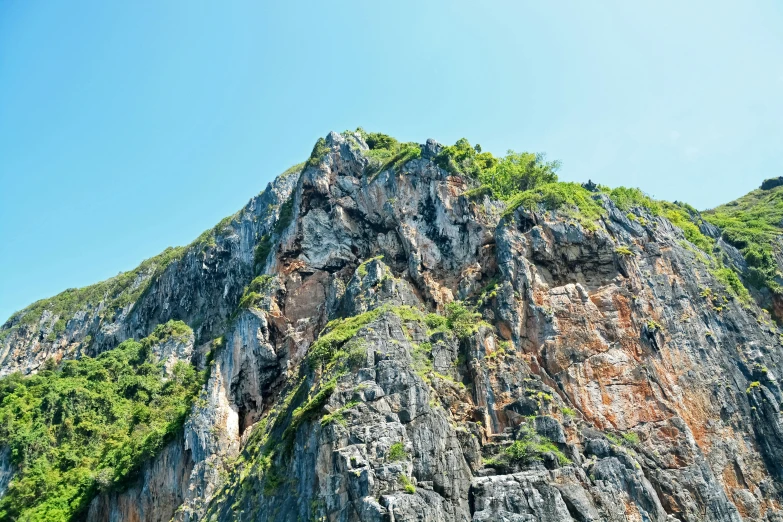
(1, 1), (782, 322)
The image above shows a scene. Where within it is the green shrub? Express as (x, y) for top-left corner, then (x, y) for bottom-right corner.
(356, 255), (384, 279)
(477, 151), (559, 199)
(504, 436), (570, 467)
(306, 137), (330, 168)
(710, 267), (752, 303)
(144, 320), (192, 345)
(463, 185), (495, 201)
(424, 313), (447, 331)
(283, 378), (337, 444)
(561, 406), (576, 418)
(704, 186), (783, 293)
(238, 276), (276, 310)
(329, 339), (368, 371)
(615, 246), (634, 257)
(445, 302), (483, 340)
(621, 432), (640, 445)
(505, 182), (605, 230)
(609, 187), (662, 215)
(274, 196), (295, 235)
(434, 138), (559, 201)
(308, 308), (387, 366)
(398, 474), (416, 494)
(3, 247), (185, 333)
(646, 319), (663, 332)
(320, 401), (359, 427)
(661, 202), (714, 253)
(363, 131), (398, 151)
(434, 138), (498, 178)
(0, 329), (203, 521)
(387, 442), (407, 462)
(254, 235), (272, 267)
(367, 142), (422, 177)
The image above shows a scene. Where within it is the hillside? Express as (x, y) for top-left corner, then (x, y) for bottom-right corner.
(703, 180), (783, 314)
(1, 131), (783, 522)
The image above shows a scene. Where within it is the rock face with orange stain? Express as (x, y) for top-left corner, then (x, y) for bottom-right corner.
(3, 131), (783, 521)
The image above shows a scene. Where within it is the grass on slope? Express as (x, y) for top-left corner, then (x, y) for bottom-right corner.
(0, 321), (202, 522)
(505, 182), (605, 230)
(704, 184), (783, 293)
(355, 128), (422, 177)
(2, 161), (307, 344)
(1, 247), (186, 340)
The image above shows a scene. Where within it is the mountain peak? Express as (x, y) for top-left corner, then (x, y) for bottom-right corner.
(2, 131), (783, 521)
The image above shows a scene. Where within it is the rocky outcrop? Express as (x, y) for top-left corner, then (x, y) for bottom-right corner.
(3, 131), (783, 521)
(86, 437), (193, 522)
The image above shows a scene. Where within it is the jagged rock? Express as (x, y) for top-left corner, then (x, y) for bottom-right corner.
(3, 131), (783, 521)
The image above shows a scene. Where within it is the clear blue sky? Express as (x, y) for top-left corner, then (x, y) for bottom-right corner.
(1, 1), (782, 323)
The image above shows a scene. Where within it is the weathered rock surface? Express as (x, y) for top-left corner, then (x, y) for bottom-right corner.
(4, 131), (783, 521)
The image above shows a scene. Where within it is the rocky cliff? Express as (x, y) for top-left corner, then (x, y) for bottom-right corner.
(2, 130), (783, 521)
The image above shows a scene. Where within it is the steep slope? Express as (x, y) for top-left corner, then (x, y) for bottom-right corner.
(2, 131), (783, 522)
(0, 164), (301, 376)
(704, 180), (783, 318)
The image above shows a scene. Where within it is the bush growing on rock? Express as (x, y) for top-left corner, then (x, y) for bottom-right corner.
(387, 442), (407, 462)
(0, 329), (202, 521)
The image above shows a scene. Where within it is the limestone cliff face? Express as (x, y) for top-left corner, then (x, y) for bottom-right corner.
(3, 131), (783, 521)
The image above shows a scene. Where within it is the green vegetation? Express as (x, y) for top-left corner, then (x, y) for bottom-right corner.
(505, 438), (570, 466)
(424, 313), (448, 332)
(660, 202), (714, 253)
(254, 235), (272, 268)
(398, 474), (416, 494)
(485, 421), (570, 469)
(605, 432), (639, 447)
(615, 246), (634, 257)
(390, 305), (426, 323)
(308, 305), (433, 369)
(238, 275), (276, 310)
(387, 442), (407, 462)
(432, 137), (562, 203)
(561, 406), (576, 418)
(306, 137), (330, 168)
(711, 267), (752, 303)
(0, 323), (202, 521)
(478, 151), (560, 199)
(145, 319), (193, 344)
(357, 255), (384, 279)
(433, 138), (499, 179)
(704, 186), (783, 293)
(3, 247), (185, 333)
(329, 338), (368, 372)
(411, 342), (434, 383)
(320, 401), (359, 427)
(605, 187), (758, 299)
(505, 182), (606, 230)
(445, 301), (485, 340)
(274, 196), (295, 235)
(646, 319), (663, 332)
(606, 186), (716, 253)
(354, 134), (735, 292)
(474, 278), (499, 308)
(356, 129), (422, 177)
(282, 377), (337, 447)
(191, 212), (240, 252)
(609, 186), (661, 214)
(278, 162), (305, 179)
(622, 432), (640, 445)
(308, 307), (388, 366)
(362, 130), (398, 151)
